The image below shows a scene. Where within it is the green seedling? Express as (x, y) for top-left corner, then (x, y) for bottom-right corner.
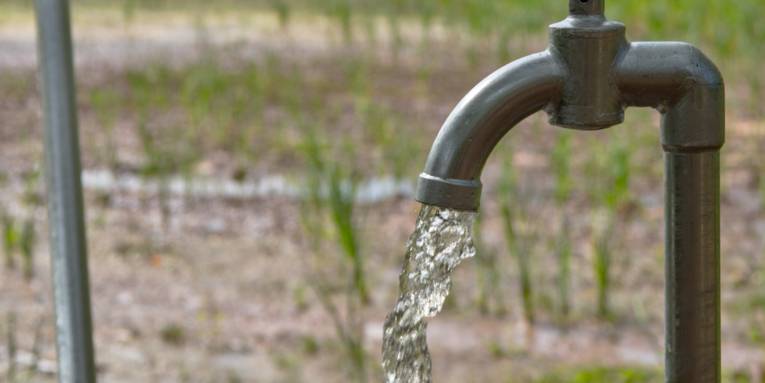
(89, 88), (122, 171)
(328, 0), (353, 44)
(556, 216), (573, 319)
(135, 119), (173, 231)
(159, 323), (186, 347)
(19, 219), (35, 281)
(604, 141), (632, 212)
(298, 125), (370, 382)
(495, 25), (515, 64)
(22, 169), (42, 208)
(313, 276), (368, 383)
(3, 215), (17, 270)
(473, 212), (506, 317)
(586, 137), (632, 320)
(501, 204), (535, 325)
(126, 63), (204, 229)
(384, 7), (404, 60)
(499, 153), (535, 325)
(271, 0), (291, 29)
(592, 212), (614, 320)
(552, 132), (573, 205)
(327, 165), (369, 305)
(552, 132), (573, 319)
(121, 0), (136, 23)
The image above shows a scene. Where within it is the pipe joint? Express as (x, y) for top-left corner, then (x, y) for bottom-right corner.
(547, 12), (628, 129)
(616, 42), (725, 151)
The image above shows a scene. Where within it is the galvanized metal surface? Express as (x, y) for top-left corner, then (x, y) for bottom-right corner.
(416, 0), (724, 381)
(35, 0), (97, 382)
(665, 151), (721, 382)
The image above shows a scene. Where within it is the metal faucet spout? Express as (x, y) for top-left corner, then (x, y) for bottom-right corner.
(415, 52), (564, 211)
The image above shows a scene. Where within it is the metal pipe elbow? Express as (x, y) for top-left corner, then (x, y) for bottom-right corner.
(415, 51), (564, 211)
(616, 42), (725, 151)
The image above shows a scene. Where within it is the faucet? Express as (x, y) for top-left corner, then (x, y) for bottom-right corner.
(416, 1), (724, 382)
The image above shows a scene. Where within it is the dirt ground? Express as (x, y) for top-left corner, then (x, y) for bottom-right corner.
(1, 7), (765, 383)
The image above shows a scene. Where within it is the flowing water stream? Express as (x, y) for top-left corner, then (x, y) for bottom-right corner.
(382, 205), (477, 383)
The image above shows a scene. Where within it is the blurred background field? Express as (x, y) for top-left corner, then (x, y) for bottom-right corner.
(0, 0), (764, 382)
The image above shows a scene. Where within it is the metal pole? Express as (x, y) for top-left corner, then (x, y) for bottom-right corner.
(34, 1), (97, 382)
(664, 150), (721, 382)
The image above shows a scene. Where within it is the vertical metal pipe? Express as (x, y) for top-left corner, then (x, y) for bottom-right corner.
(664, 150), (721, 383)
(34, 1), (97, 382)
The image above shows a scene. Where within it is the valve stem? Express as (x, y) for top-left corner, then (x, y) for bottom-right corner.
(569, 0), (604, 16)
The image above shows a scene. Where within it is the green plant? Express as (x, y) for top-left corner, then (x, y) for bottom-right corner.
(473, 212), (506, 316)
(21, 169), (42, 208)
(19, 219), (36, 281)
(302, 238), (369, 383)
(297, 126), (370, 382)
(126, 64), (203, 231)
(499, 153), (535, 325)
(592, 212), (613, 319)
(351, 73), (417, 179)
(587, 138), (632, 319)
(299, 121), (369, 305)
(300, 335), (320, 356)
(604, 141), (632, 212)
(271, 0), (291, 29)
(271, 351), (301, 382)
(502, 205), (535, 325)
(327, 166), (369, 305)
(135, 119), (175, 231)
(327, 0), (353, 44)
(88, 88), (121, 171)
(3, 214), (17, 270)
(160, 323), (186, 347)
(384, 4), (404, 60)
(552, 132), (573, 205)
(121, 0), (137, 23)
(552, 132), (573, 319)
(556, 216), (573, 319)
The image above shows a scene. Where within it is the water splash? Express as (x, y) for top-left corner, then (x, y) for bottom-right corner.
(382, 205), (477, 383)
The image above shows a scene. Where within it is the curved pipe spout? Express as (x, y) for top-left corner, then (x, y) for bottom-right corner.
(416, 51), (564, 211)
